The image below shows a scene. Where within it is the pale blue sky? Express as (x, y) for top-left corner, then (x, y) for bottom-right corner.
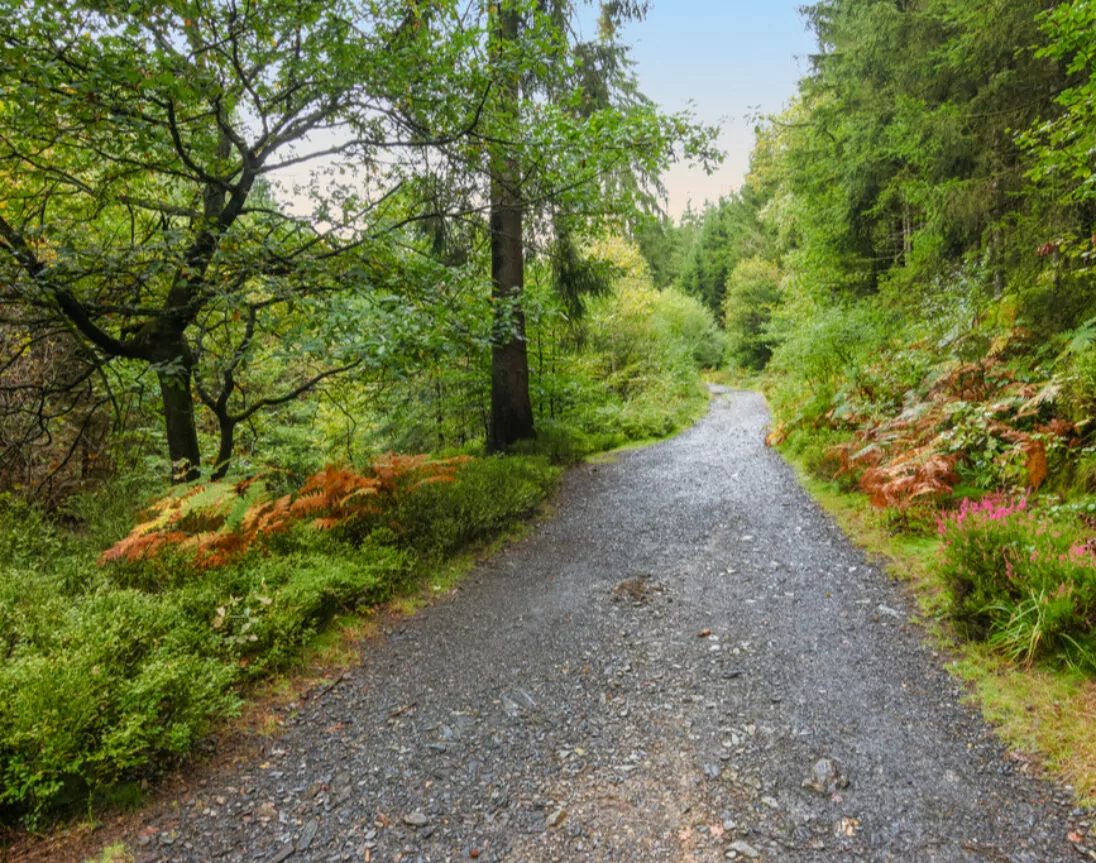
(582, 2), (818, 217)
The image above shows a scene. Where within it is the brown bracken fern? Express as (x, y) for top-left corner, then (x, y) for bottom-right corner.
(100, 454), (473, 569)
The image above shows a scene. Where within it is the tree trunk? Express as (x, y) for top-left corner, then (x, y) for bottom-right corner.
(156, 367), (202, 483)
(487, 2), (535, 453)
(488, 190), (535, 450)
(211, 414), (236, 481)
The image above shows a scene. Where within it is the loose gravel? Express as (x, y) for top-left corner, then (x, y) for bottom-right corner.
(127, 389), (1087, 862)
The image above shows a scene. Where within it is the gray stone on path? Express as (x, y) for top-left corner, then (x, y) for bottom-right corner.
(728, 840), (761, 858)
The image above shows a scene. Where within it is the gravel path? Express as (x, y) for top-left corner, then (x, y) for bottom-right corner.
(132, 389), (1086, 862)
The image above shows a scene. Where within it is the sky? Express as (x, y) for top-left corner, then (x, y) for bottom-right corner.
(586, 2), (819, 218)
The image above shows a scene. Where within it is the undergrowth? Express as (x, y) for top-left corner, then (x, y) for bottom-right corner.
(0, 455), (558, 825)
(765, 306), (1096, 666)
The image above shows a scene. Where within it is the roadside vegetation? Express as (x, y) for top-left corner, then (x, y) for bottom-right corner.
(637, 0), (1096, 797)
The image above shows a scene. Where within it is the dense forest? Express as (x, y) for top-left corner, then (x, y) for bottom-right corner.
(5, 0), (1096, 837)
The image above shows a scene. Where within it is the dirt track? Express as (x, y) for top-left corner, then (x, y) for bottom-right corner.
(112, 389), (1084, 861)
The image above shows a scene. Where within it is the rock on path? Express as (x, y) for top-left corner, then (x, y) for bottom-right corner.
(131, 390), (1083, 862)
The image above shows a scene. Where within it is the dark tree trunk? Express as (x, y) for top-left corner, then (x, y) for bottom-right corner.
(487, 2), (535, 453)
(211, 414), (236, 481)
(157, 367), (202, 482)
(488, 188), (535, 451)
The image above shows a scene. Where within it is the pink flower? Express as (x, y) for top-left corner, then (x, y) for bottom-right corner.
(941, 495), (1028, 535)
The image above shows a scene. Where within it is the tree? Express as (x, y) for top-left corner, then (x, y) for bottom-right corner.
(473, 0), (719, 450)
(782, 0), (1066, 304)
(636, 211), (700, 289)
(0, 0), (489, 479)
(1022, 1), (1096, 233)
(486, 1), (535, 450)
(723, 257), (781, 370)
(679, 191), (770, 315)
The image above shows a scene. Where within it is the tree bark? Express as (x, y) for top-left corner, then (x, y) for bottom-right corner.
(487, 1), (535, 453)
(211, 414), (236, 482)
(488, 179), (535, 450)
(156, 366), (202, 482)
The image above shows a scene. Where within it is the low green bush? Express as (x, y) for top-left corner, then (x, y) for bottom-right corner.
(939, 495), (1096, 669)
(723, 256), (780, 370)
(389, 455), (559, 557)
(653, 288), (726, 369)
(517, 420), (622, 464)
(778, 427), (854, 484)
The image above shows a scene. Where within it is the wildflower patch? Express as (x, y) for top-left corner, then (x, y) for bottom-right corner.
(939, 495), (1096, 668)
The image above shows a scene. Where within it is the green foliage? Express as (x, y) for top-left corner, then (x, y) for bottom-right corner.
(785, 0), (1065, 302)
(389, 456), (558, 557)
(939, 497), (1096, 669)
(0, 0), (500, 478)
(765, 298), (898, 418)
(778, 427), (855, 485)
(722, 257), (781, 370)
(550, 233), (620, 320)
(678, 193), (771, 315)
(1023, 0), (1096, 212)
(1059, 323), (1096, 426)
(83, 843), (133, 863)
(0, 454), (558, 824)
(0, 0), (721, 482)
(635, 213), (700, 288)
(652, 289), (726, 370)
(321, 236), (715, 464)
(574, 243), (713, 439)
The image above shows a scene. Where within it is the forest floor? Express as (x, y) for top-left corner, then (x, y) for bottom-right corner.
(18, 389), (1094, 862)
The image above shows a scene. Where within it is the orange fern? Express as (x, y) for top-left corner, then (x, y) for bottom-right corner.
(99, 454), (477, 570)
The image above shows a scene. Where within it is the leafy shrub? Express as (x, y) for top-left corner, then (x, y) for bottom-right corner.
(0, 494), (71, 569)
(100, 455), (472, 569)
(776, 426), (857, 485)
(1060, 321), (1096, 425)
(767, 301), (894, 392)
(389, 455), (558, 558)
(0, 586), (239, 819)
(653, 288), (726, 369)
(939, 496), (1096, 668)
(574, 276), (710, 443)
(517, 419), (621, 465)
